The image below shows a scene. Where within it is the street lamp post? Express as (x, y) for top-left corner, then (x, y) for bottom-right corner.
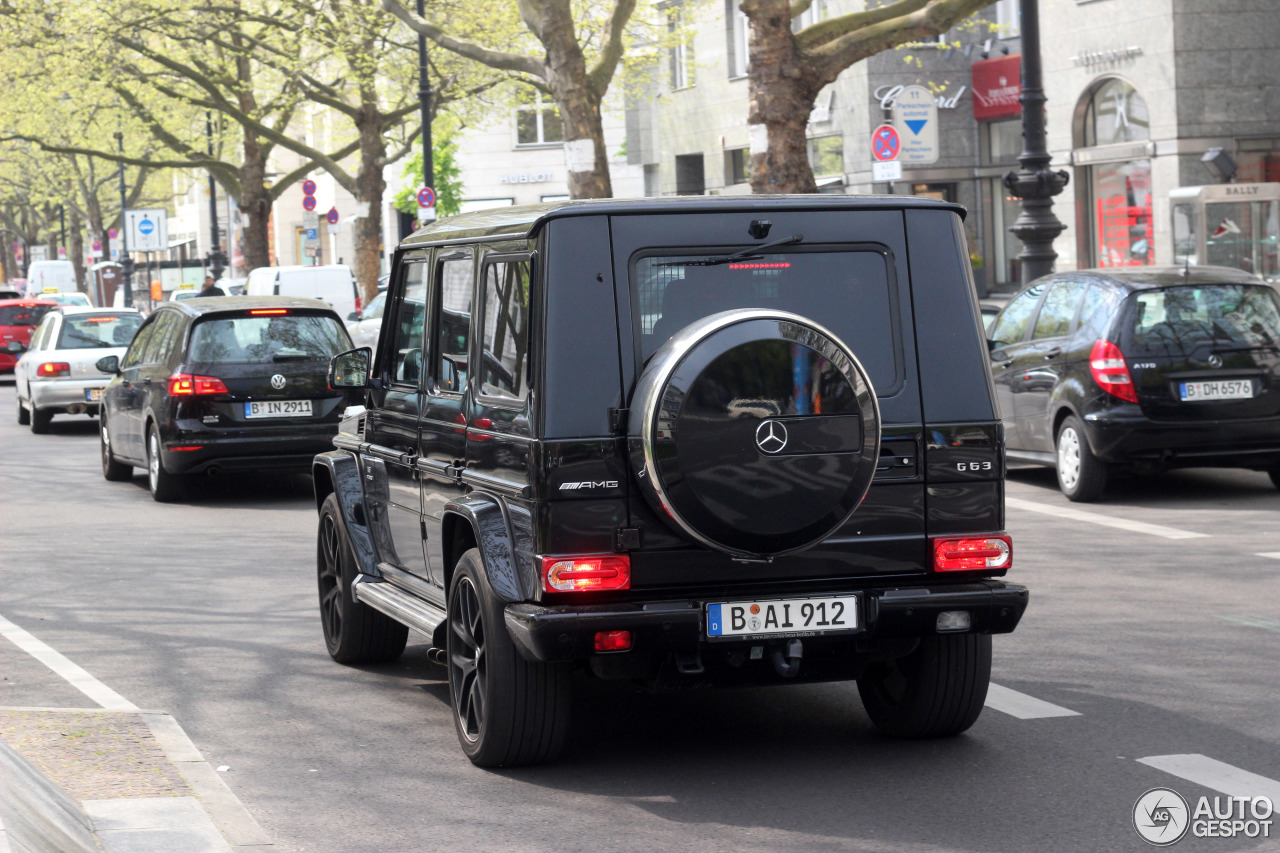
(1002, 0), (1069, 286)
(417, 0), (434, 217)
(206, 112), (226, 282)
(113, 131), (133, 308)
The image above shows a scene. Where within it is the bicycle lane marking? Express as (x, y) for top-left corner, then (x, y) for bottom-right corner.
(1005, 496), (1209, 540)
(0, 612), (137, 711)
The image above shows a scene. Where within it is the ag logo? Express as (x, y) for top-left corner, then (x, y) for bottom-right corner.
(1133, 787), (1190, 845)
(270, 374), (287, 390)
(755, 419), (788, 454)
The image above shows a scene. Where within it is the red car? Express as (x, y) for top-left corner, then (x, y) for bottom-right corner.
(0, 299), (58, 373)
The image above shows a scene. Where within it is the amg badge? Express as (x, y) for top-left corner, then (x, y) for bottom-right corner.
(559, 481), (620, 491)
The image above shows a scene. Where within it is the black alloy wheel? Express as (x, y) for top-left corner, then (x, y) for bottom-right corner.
(857, 634), (992, 739)
(447, 548), (569, 767)
(146, 424), (183, 502)
(16, 391), (29, 425)
(316, 494), (407, 664)
(100, 413), (132, 481)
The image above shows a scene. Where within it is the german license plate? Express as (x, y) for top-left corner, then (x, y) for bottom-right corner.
(85, 388), (103, 402)
(245, 400), (313, 418)
(707, 595), (859, 640)
(1179, 380), (1253, 401)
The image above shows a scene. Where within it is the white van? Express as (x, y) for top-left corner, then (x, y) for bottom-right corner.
(26, 260), (77, 295)
(244, 265), (360, 318)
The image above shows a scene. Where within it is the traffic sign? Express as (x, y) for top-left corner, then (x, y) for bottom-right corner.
(871, 125), (901, 162)
(125, 208), (169, 252)
(326, 207), (339, 225)
(417, 187), (436, 209)
(872, 161), (903, 182)
(302, 179), (317, 196)
(107, 228), (118, 240)
(302, 195), (317, 211)
(892, 85), (939, 165)
(305, 228), (318, 240)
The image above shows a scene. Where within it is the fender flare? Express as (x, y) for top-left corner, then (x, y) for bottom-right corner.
(313, 451), (379, 578)
(442, 494), (538, 604)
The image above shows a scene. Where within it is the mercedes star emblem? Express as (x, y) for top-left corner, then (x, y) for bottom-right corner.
(1207, 354), (1223, 368)
(270, 374), (287, 389)
(755, 419), (789, 454)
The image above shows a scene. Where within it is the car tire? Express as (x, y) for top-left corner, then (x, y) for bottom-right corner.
(100, 414), (132, 482)
(857, 634), (992, 739)
(29, 405), (52, 434)
(316, 494), (408, 665)
(448, 548), (570, 767)
(1055, 415), (1107, 502)
(146, 425), (184, 502)
(16, 391), (29, 426)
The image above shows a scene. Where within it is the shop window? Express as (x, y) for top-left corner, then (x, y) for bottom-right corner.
(1091, 160), (1154, 268)
(995, 0), (1020, 38)
(726, 1), (749, 78)
(982, 119), (1022, 166)
(724, 148), (749, 185)
(1079, 77), (1149, 148)
(808, 135), (844, 176)
(911, 183), (956, 203)
(675, 153), (705, 195)
(515, 90), (563, 146)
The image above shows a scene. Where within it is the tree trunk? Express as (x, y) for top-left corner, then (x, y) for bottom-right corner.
(743, 0), (822, 194)
(542, 12), (612, 199)
(238, 134), (273, 272)
(0, 237), (15, 284)
(352, 105), (387, 306)
(69, 209), (86, 289)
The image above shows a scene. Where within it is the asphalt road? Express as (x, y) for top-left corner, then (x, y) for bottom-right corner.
(2, 379), (1278, 853)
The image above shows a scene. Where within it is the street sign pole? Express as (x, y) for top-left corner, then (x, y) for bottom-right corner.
(113, 132), (132, 307)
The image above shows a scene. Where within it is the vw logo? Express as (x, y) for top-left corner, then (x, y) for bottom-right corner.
(1207, 353), (1223, 368)
(270, 374), (287, 390)
(755, 419), (789, 454)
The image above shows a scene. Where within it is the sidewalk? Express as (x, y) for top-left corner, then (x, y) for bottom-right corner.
(0, 705), (271, 853)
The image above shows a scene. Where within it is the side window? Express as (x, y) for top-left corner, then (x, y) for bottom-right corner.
(990, 284), (1044, 346)
(120, 319), (157, 369)
(139, 313), (178, 365)
(1077, 284), (1113, 340)
(1032, 279), (1089, 339)
(435, 253), (474, 393)
(385, 262), (427, 385)
(478, 256), (532, 402)
(34, 317), (57, 350)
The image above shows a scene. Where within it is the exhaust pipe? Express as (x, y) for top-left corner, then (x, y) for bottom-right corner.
(66, 403), (86, 415)
(427, 647), (447, 666)
(205, 465), (221, 477)
(770, 639), (803, 678)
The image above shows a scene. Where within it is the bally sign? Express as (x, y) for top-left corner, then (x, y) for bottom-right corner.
(971, 54), (1022, 121)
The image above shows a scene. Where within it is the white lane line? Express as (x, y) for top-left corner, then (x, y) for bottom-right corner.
(1005, 496), (1209, 540)
(984, 683), (1081, 719)
(1215, 614), (1280, 634)
(0, 612), (138, 711)
(1138, 754), (1280, 804)
(1258, 552), (1280, 560)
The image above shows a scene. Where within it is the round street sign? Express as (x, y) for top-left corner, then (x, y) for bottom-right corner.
(302, 195), (317, 211)
(326, 207), (339, 225)
(417, 187), (436, 209)
(872, 124), (901, 161)
(302, 179), (317, 196)
(107, 228), (118, 239)
(138, 218), (155, 235)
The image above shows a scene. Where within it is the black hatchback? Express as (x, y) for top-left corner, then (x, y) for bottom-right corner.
(97, 296), (354, 501)
(988, 265), (1280, 501)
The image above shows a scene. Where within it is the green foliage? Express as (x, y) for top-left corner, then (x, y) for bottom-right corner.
(392, 122), (463, 218)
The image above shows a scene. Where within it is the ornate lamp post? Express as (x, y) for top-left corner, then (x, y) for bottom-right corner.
(206, 112), (226, 282)
(1002, 0), (1069, 286)
(112, 131), (133, 308)
(417, 0), (434, 220)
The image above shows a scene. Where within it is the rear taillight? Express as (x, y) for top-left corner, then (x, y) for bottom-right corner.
(249, 308), (288, 315)
(594, 630), (633, 652)
(168, 372), (229, 395)
(933, 535), (1012, 572)
(1089, 339), (1138, 403)
(37, 362), (70, 377)
(543, 555), (631, 593)
(355, 295), (362, 312)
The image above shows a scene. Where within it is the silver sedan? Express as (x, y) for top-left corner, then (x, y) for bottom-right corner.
(14, 307), (143, 433)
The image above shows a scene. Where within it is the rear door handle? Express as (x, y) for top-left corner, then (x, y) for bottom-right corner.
(1043, 348), (1061, 360)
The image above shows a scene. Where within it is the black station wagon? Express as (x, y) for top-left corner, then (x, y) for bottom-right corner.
(315, 197), (1029, 766)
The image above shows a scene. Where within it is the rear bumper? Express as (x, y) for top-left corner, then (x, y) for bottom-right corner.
(160, 430), (338, 474)
(1084, 410), (1280, 468)
(29, 378), (110, 411)
(504, 579), (1028, 663)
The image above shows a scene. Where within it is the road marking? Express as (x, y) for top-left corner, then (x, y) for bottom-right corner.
(1215, 614), (1280, 633)
(1005, 496), (1209, 540)
(1258, 552), (1280, 560)
(0, 612), (138, 711)
(1138, 754), (1280, 803)
(984, 683), (1081, 719)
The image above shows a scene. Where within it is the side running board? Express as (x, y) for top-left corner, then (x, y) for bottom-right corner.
(352, 574), (446, 639)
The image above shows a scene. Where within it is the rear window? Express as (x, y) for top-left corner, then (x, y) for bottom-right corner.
(632, 248), (901, 391)
(0, 305), (53, 327)
(57, 314), (143, 349)
(1121, 284), (1280, 356)
(188, 312), (350, 364)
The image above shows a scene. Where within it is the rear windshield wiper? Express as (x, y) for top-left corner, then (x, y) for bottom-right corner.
(655, 233), (804, 267)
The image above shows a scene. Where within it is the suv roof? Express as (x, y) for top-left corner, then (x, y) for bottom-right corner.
(157, 295), (341, 318)
(1069, 265), (1262, 290)
(402, 195), (967, 246)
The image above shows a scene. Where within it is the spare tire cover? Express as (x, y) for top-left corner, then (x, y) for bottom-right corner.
(628, 309), (880, 558)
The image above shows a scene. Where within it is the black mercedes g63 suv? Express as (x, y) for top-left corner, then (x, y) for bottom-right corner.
(314, 197), (1028, 766)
